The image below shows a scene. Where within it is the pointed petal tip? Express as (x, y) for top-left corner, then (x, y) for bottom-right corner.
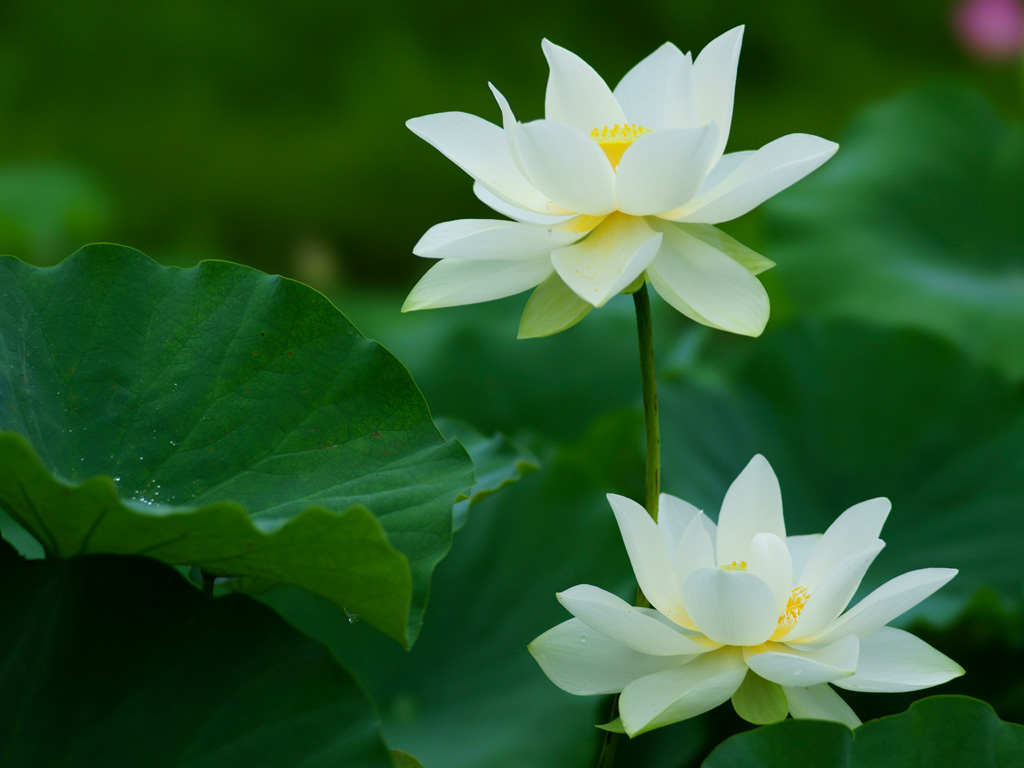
(746, 453), (773, 472)
(721, 25), (745, 44)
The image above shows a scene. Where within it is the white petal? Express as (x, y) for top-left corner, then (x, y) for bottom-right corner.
(669, 223), (775, 275)
(784, 684), (861, 729)
(557, 584), (715, 656)
(682, 567), (779, 646)
(613, 43), (697, 130)
(745, 635), (858, 687)
(692, 26), (744, 163)
(472, 182), (576, 224)
(489, 84), (533, 186)
(551, 214), (662, 307)
(833, 627), (964, 693)
(783, 541), (886, 641)
(803, 569), (959, 646)
(665, 133), (839, 224)
(607, 493), (687, 622)
(407, 111), (557, 215)
(518, 271), (593, 339)
(746, 533), (794, 616)
(798, 498), (891, 590)
(785, 534), (823, 586)
(542, 39), (626, 133)
(515, 119), (618, 215)
(413, 219), (583, 261)
(715, 455), (785, 566)
(402, 256), (553, 311)
(615, 124), (719, 216)
(694, 150), (752, 195)
(529, 618), (690, 695)
(674, 516), (717, 624)
(731, 671), (789, 725)
(619, 647), (747, 736)
(647, 223), (769, 337)
(657, 493), (703, 552)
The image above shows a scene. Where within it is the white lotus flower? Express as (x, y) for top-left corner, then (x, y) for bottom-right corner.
(403, 27), (838, 338)
(529, 455), (963, 736)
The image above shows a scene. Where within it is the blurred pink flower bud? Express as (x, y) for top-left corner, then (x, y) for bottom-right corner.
(955, 0), (1024, 60)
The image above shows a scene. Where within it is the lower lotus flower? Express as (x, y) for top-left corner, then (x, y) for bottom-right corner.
(528, 455), (964, 735)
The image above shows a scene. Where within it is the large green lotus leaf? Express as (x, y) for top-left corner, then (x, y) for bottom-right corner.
(0, 547), (396, 768)
(702, 696), (1024, 768)
(763, 84), (1024, 379)
(0, 245), (474, 645)
(660, 321), (1024, 621)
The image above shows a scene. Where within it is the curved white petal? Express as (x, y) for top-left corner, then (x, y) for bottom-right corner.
(682, 567), (779, 646)
(472, 182), (575, 224)
(551, 214), (662, 307)
(731, 671), (789, 725)
(746, 533), (794, 616)
(786, 534), (823, 586)
(613, 43), (697, 130)
(803, 569), (959, 646)
(529, 618), (690, 695)
(832, 627), (964, 693)
(607, 493), (687, 622)
(518, 271), (593, 339)
(745, 635), (858, 687)
(694, 150), (752, 195)
(615, 124), (719, 216)
(784, 684), (861, 729)
(715, 454), (785, 566)
(666, 133), (839, 224)
(407, 111), (556, 214)
(515, 119), (618, 215)
(783, 541), (886, 641)
(557, 584), (714, 656)
(619, 647), (747, 736)
(674, 515), (717, 617)
(647, 223), (768, 336)
(402, 256), (553, 311)
(670, 223), (775, 275)
(798, 498), (891, 590)
(692, 26), (744, 163)
(489, 84), (533, 183)
(413, 219), (583, 261)
(542, 39), (626, 133)
(657, 493), (703, 552)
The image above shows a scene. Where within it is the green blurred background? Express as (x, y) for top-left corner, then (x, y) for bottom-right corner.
(1, 0), (1020, 284)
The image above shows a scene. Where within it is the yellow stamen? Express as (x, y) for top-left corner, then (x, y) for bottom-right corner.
(778, 585), (810, 629)
(590, 123), (650, 169)
(719, 560), (748, 572)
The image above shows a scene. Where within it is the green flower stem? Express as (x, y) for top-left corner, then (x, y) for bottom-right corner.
(596, 283), (662, 768)
(633, 283), (661, 525)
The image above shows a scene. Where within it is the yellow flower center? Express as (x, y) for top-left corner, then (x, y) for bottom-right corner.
(720, 560), (747, 571)
(590, 123), (650, 169)
(778, 585), (810, 629)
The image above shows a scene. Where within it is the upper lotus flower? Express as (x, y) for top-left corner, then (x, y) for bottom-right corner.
(403, 27), (838, 338)
(529, 455), (963, 736)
